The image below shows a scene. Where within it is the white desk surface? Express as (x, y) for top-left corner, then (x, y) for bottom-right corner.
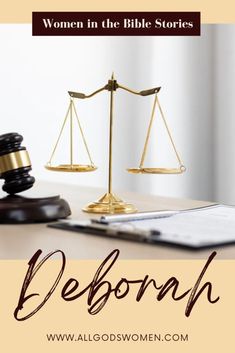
(0, 181), (234, 259)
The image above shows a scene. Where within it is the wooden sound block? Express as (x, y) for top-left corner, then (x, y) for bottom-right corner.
(0, 195), (71, 224)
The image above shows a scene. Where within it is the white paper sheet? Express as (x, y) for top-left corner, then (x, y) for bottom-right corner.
(112, 205), (235, 248)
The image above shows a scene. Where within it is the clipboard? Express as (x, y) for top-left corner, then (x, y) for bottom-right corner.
(48, 205), (235, 250)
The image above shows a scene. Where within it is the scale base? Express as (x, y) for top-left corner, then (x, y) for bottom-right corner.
(83, 192), (137, 214)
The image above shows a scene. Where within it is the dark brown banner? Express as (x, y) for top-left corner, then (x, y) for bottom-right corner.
(32, 12), (200, 36)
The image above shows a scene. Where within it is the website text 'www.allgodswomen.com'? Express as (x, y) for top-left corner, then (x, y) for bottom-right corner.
(46, 332), (189, 343)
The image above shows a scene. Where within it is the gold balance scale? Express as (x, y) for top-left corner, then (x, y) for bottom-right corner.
(45, 73), (186, 214)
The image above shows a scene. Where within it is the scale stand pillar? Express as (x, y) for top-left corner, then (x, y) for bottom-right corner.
(83, 74), (137, 214)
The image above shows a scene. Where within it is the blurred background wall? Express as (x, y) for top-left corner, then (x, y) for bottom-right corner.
(0, 24), (234, 203)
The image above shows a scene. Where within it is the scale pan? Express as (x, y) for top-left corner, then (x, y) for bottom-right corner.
(45, 164), (97, 173)
(127, 167), (186, 174)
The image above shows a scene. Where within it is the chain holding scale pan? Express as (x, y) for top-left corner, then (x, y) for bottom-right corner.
(45, 73), (186, 214)
(128, 92), (186, 175)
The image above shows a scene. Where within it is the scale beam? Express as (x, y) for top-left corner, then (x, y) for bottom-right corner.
(68, 85), (107, 99)
(118, 84), (161, 96)
(68, 79), (161, 100)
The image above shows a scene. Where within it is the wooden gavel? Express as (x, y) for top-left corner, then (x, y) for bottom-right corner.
(0, 133), (35, 194)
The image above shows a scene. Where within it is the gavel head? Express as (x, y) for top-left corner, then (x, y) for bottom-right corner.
(0, 133), (35, 194)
